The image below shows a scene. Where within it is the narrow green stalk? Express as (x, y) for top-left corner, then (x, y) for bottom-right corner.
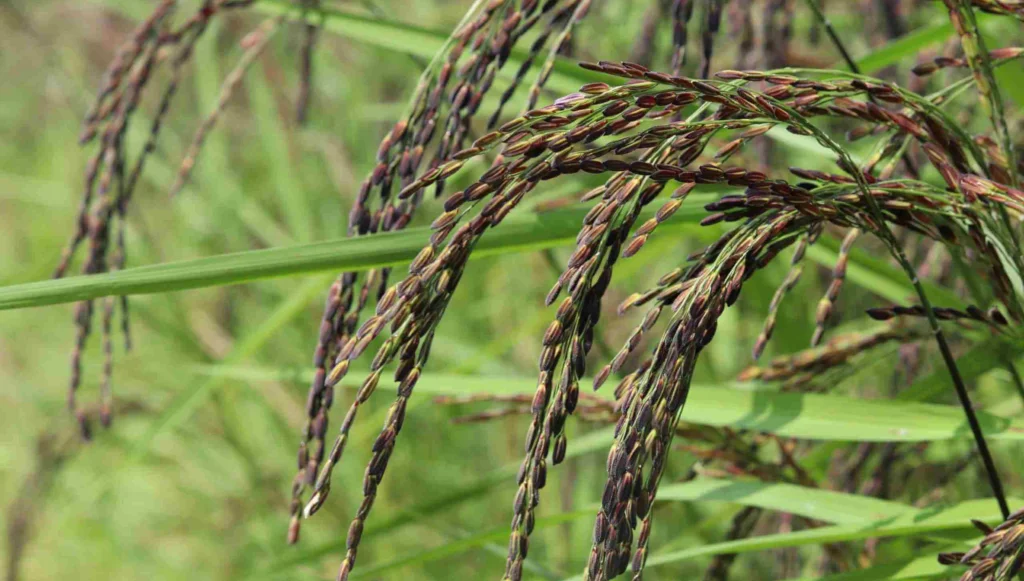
(800, 1), (927, 178)
(801, 0), (860, 74)
(857, 173), (1012, 522)
(776, 94), (1014, 520)
(858, 169), (1011, 520)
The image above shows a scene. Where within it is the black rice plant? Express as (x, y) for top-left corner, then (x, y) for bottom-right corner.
(47, 0), (1024, 580)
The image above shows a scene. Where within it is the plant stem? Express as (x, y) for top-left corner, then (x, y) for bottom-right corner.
(781, 76), (1013, 520)
(871, 212), (1010, 520)
(933, 320), (1011, 519)
(863, 195), (1011, 519)
(801, 0), (921, 177)
(801, 0), (859, 74)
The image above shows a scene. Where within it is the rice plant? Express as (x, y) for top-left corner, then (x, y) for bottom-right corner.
(4, 0), (1024, 579)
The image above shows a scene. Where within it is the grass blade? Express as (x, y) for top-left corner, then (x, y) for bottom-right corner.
(615, 497), (1022, 578)
(286, 479), (915, 579)
(253, 0), (608, 95)
(786, 554), (955, 581)
(195, 368), (1024, 443)
(0, 201), (711, 311)
(656, 478), (912, 526)
(854, 13), (998, 73)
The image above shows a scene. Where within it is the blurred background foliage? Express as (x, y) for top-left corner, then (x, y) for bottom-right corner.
(0, 1), (1023, 580)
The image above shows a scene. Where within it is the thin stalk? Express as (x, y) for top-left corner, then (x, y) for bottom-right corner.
(780, 93), (1013, 520)
(801, 0), (921, 177)
(859, 178), (1012, 521)
(801, 0), (859, 74)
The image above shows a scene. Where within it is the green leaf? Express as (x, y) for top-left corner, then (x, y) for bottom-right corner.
(855, 21), (956, 73)
(253, 0), (607, 95)
(635, 497), (1016, 575)
(256, 0), (446, 62)
(267, 471), (984, 579)
(281, 478), (915, 579)
(16, 186), (950, 314)
(787, 554), (955, 581)
(196, 368), (1024, 443)
(0, 200), (709, 311)
(346, 509), (592, 579)
(657, 478), (912, 526)
(854, 13), (998, 73)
